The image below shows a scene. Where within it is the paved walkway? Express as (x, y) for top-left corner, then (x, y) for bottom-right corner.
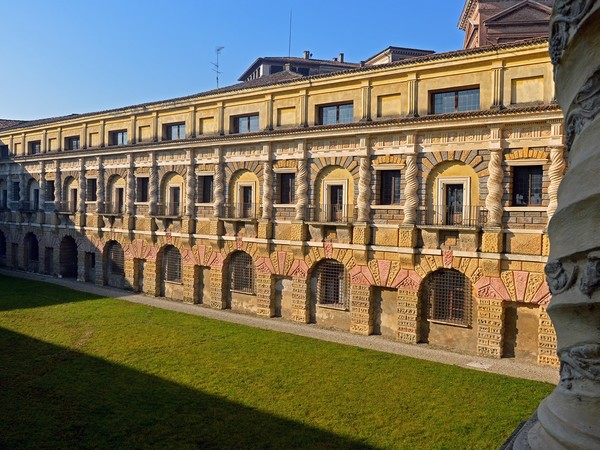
(1, 269), (559, 384)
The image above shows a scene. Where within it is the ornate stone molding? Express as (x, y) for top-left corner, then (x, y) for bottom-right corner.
(262, 161), (273, 220)
(565, 68), (600, 152)
(213, 163), (224, 218)
(547, 146), (566, 220)
(549, 0), (595, 65)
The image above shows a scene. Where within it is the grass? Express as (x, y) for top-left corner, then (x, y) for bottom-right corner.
(0, 275), (553, 449)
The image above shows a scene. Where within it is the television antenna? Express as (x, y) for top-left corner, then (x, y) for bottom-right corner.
(212, 46), (224, 88)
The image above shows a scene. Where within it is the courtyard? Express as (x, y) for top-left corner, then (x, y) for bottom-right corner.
(0, 274), (553, 449)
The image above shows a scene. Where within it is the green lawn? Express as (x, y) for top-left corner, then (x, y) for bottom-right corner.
(0, 275), (552, 449)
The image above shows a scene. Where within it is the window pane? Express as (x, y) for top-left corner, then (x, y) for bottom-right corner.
(530, 166), (543, 205)
(338, 104), (353, 123)
(249, 115), (259, 132)
(457, 89), (480, 112)
(321, 106), (338, 125)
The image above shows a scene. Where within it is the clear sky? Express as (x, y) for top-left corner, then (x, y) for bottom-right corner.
(0, 0), (466, 120)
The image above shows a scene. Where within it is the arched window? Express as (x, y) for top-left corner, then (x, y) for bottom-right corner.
(422, 269), (472, 326)
(163, 246), (182, 283)
(314, 259), (348, 309)
(229, 251), (255, 294)
(106, 241), (124, 276)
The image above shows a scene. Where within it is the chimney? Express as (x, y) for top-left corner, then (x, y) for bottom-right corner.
(338, 53), (344, 63)
(303, 50), (311, 59)
(284, 63), (291, 71)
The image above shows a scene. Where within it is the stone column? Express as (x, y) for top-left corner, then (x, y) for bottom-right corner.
(142, 260), (159, 296)
(547, 145), (566, 221)
(185, 154), (195, 218)
(96, 156), (105, 214)
(78, 159), (86, 213)
(54, 162), (62, 211)
(124, 258), (135, 291)
(400, 152), (419, 249)
(126, 155), (135, 216)
(259, 160), (273, 239)
(182, 264), (197, 304)
(510, 4), (600, 449)
(148, 152), (158, 215)
(354, 155), (371, 245)
(537, 305), (559, 366)
(213, 155), (224, 218)
(39, 163), (46, 211)
(19, 172), (27, 207)
(350, 283), (372, 335)
(483, 128), (504, 253)
(295, 159), (308, 221)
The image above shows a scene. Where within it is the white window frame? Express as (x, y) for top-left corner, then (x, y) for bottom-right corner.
(436, 177), (471, 225)
(236, 181), (256, 218)
(322, 179), (348, 222)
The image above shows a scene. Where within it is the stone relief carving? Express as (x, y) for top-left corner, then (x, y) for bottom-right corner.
(565, 68), (600, 151)
(549, 0), (595, 65)
(547, 147), (566, 219)
(559, 344), (600, 390)
(545, 259), (578, 295)
(579, 251), (600, 297)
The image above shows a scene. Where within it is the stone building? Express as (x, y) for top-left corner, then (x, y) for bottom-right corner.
(0, 0), (563, 365)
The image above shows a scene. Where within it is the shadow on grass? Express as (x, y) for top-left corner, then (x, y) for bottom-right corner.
(0, 326), (374, 449)
(0, 273), (107, 311)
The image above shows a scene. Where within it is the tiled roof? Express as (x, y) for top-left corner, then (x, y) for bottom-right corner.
(0, 119), (26, 130)
(238, 56), (359, 81)
(0, 37), (551, 133)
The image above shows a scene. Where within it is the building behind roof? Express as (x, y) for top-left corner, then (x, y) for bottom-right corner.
(0, 0), (561, 366)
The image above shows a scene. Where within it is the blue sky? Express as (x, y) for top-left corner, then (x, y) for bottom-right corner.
(0, 0), (466, 120)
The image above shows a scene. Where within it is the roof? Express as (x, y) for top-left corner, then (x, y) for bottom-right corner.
(0, 37), (551, 134)
(458, 0), (477, 30)
(238, 56), (359, 81)
(0, 119), (26, 130)
(364, 46), (435, 65)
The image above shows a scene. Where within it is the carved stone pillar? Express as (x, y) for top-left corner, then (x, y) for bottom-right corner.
(39, 163), (46, 211)
(126, 155), (135, 216)
(508, 4), (600, 449)
(291, 276), (310, 323)
(396, 288), (420, 344)
(185, 161), (195, 218)
(213, 160), (224, 218)
(19, 173), (27, 206)
(403, 154), (418, 225)
(78, 158), (86, 214)
(148, 152), (158, 215)
(486, 149), (504, 227)
(295, 159), (308, 221)
(357, 156), (371, 222)
(96, 156), (105, 214)
(54, 162), (62, 211)
(262, 161), (273, 220)
(547, 145), (566, 221)
(350, 283), (372, 335)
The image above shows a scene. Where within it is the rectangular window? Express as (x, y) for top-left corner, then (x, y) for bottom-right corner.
(318, 103), (354, 125)
(109, 130), (128, 146)
(0, 145), (9, 158)
(232, 114), (259, 134)
(513, 166), (543, 206)
(136, 177), (149, 202)
(12, 182), (20, 202)
(46, 181), (55, 201)
(379, 170), (401, 205)
(86, 179), (97, 201)
(278, 173), (295, 204)
(432, 88), (480, 114)
(198, 175), (214, 203)
(165, 123), (186, 140)
(28, 141), (41, 155)
(65, 136), (80, 150)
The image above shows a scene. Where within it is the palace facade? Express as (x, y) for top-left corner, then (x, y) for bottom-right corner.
(0, 1), (563, 365)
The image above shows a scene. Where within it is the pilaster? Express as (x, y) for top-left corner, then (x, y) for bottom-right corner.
(350, 283), (372, 335)
(209, 267), (226, 309)
(291, 276), (310, 323)
(476, 298), (504, 359)
(255, 273), (274, 317)
(396, 288), (420, 343)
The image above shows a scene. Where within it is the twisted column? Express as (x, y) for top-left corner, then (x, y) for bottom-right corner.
(78, 159), (86, 214)
(126, 157), (135, 216)
(96, 156), (105, 213)
(39, 163), (46, 211)
(486, 149), (504, 227)
(357, 157), (371, 222)
(547, 146), (566, 221)
(403, 154), (418, 225)
(185, 164), (195, 217)
(295, 159), (308, 221)
(148, 152), (158, 215)
(213, 163), (225, 217)
(54, 162), (62, 211)
(262, 161), (273, 219)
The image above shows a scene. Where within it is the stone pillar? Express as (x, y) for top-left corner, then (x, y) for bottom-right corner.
(148, 152), (158, 215)
(96, 156), (105, 215)
(142, 260), (159, 296)
(19, 173), (27, 207)
(182, 264), (197, 304)
(54, 162), (62, 211)
(509, 4), (600, 448)
(124, 258), (135, 291)
(486, 148), (504, 227)
(39, 164), (46, 211)
(403, 154), (418, 225)
(291, 276), (310, 323)
(350, 283), (372, 335)
(547, 145), (566, 221)
(491, 64), (504, 109)
(407, 75), (418, 117)
(537, 305), (559, 367)
(356, 156), (371, 223)
(209, 267), (226, 309)
(396, 289), (420, 343)
(126, 155), (135, 216)
(77, 250), (86, 282)
(185, 154), (195, 218)
(476, 298), (504, 359)
(95, 248), (105, 286)
(256, 273), (274, 317)
(213, 148), (224, 218)
(295, 158), (308, 221)
(78, 159), (86, 213)
(262, 160), (273, 220)
(361, 82), (371, 121)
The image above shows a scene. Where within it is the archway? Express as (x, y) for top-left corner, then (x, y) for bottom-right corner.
(226, 251), (255, 311)
(23, 232), (39, 272)
(59, 236), (78, 278)
(309, 259), (350, 327)
(419, 268), (477, 354)
(160, 245), (182, 298)
(104, 240), (125, 288)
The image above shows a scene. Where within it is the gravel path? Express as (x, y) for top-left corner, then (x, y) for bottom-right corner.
(2, 269), (559, 385)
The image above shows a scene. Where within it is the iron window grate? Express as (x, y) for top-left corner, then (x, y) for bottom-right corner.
(107, 242), (124, 276)
(230, 251), (255, 294)
(316, 260), (349, 309)
(163, 246), (182, 283)
(424, 269), (472, 327)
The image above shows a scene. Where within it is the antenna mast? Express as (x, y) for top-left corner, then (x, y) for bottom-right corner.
(212, 46), (224, 88)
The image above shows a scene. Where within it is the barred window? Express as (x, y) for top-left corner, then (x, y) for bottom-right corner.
(106, 241), (124, 276)
(423, 269), (472, 327)
(163, 246), (182, 283)
(87, 179), (97, 201)
(229, 251), (255, 294)
(315, 260), (348, 309)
